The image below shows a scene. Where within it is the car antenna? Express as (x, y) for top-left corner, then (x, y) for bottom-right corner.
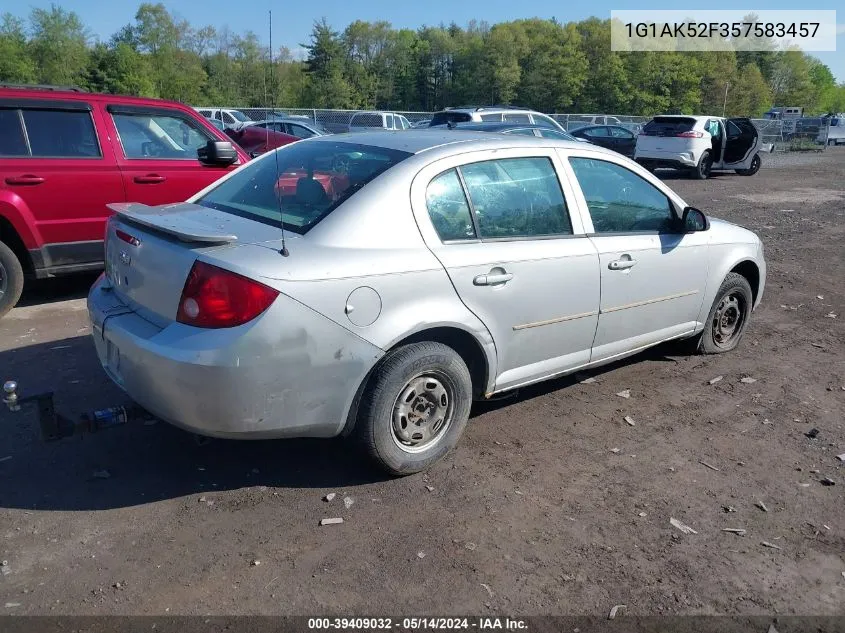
(267, 10), (289, 256)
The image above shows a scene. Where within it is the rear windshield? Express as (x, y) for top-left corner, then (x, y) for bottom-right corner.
(196, 142), (411, 234)
(429, 111), (472, 126)
(351, 113), (385, 128)
(641, 117), (697, 136)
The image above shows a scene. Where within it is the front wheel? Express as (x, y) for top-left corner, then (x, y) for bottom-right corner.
(356, 342), (473, 475)
(735, 153), (762, 176)
(0, 240), (25, 318)
(697, 273), (753, 354)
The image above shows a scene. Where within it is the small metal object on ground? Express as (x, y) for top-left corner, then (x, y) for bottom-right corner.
(319, 518), (344, 526)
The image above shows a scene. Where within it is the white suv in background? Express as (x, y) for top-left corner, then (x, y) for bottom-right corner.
(428, 106), (566, 133)
(635, 115), (771, 179)
(194, 108), (252, 130)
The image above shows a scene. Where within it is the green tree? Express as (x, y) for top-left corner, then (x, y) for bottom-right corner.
(770, 49), (814, 107)
(86, 41), (155, 96)
(0, 13), (36, 82)
(29, 4), (89, 86)
(303, 19), (358, 108)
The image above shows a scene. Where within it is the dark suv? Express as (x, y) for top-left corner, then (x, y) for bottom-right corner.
(0, 84), (248, 316)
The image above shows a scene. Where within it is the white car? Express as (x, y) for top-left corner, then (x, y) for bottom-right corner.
(428, 106), (566, 133)
(194, 108), (252, 130)
(635, 115), (771, 179)
(348, 111), (412, 132)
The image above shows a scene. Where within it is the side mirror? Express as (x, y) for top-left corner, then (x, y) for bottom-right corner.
(197, 140), (238, 166)
(682, 206), (709, 232)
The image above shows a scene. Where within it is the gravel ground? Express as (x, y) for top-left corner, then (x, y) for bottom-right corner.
(0, 148), (843, 616)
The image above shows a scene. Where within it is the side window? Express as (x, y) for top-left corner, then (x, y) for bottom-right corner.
(569, 157), (675, 234)
(531, 114), (558, 129)
(112, 112), (213, 159)
(460, 157), (572, 239)
(21, 109), (101, 158)
(0, 109), (28, 156)
(503, 112), (531, 123)
(480, 113), (502, 122)
(222, 112), (236, 125)
(289, 124), (314, 139)
(586, 127), (609, 137)
(425, 169), (476, 242)
(610, 127), (633, 138)
(385, 114), (394, 129)
(727, 120), (742, 136)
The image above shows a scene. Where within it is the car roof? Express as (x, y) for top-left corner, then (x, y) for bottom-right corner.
(306, 129), (607, 156)
(0, 85), (197, 112)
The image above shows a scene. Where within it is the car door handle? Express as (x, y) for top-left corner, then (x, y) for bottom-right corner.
(134, 174), (166, 184)
(5, 175), (45, 185)
(474, 272), (514, 286)
(609, 257), (637, 270)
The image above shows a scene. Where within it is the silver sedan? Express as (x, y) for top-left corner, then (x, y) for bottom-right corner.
(88, 130), (766, 475)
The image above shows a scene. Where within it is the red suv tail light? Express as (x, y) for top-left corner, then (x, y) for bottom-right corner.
(176, 261), (279, 328)
(676, 130), (704, 138)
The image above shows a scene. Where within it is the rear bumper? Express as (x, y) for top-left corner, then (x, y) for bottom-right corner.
(87, 277), (383, 439)
(635, 150), (698, 169)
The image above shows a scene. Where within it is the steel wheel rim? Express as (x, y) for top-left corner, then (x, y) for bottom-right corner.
(712, 292), (746, 348)
(391, 371), (454, 453)
(751, 155), (760, 171)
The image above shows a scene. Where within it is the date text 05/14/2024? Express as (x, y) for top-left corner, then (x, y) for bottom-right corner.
(307, 617), (529, 630)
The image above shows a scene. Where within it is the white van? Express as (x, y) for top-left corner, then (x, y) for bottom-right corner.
(819, 117), (844, 145)
(348, 111), (411, 132)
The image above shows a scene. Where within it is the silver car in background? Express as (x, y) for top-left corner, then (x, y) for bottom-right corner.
(88, 131), (766, 475)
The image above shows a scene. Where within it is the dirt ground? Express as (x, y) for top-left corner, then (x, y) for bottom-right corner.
(1, 149), (843, 616)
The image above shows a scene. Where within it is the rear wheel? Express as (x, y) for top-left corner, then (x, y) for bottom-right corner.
(356, 342), (472, 476)
(697, 273), (753, 354)
(691, 150), (712, 180)
(736, 153), (762, 176)
(0, 240), (24, 318)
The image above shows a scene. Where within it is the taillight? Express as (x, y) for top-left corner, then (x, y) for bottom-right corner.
(676, 131), (704, 138)
(176, 261), (279, 328)
(116, 229), (141, 246)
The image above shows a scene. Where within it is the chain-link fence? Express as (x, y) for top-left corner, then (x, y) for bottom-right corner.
(202, 106), (833, 152)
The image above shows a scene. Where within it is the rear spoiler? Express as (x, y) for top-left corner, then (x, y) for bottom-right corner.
(107, 203), (238, 243)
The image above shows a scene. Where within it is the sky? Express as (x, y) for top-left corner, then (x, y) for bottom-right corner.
(11, 0), (844, 82)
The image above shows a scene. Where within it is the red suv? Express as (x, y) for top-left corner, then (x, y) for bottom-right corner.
(0, 84), (249, 316)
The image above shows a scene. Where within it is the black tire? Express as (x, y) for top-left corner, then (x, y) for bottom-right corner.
(691, 150), (712, 180)
(697, 272), (753, 354)
(356, 341), (473, 476)
(735, 153), (761, 176)
(0, 240), (24, 318)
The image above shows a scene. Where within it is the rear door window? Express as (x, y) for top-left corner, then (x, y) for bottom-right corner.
(425, 169), (476, 241)
(480, 113), (503, 122)
(0, 109), (28, 156)
(20, 109), (101, 158)
(641, 117), (697, 137)
(459, 157), (572, 239)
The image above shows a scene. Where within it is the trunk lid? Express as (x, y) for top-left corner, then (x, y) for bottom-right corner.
(104, 202), (286, 324)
